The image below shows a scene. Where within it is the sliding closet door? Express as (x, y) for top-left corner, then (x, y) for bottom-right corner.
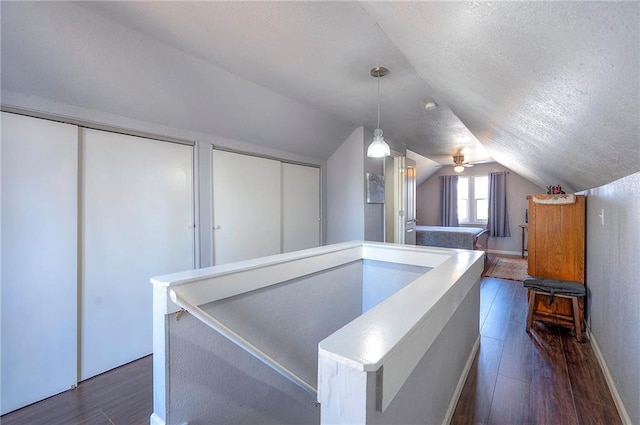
(1, 113), (78, 414)
(282, 163), (320, 252)
(212, 149), (281, 265)
(81, 129), (194, 380)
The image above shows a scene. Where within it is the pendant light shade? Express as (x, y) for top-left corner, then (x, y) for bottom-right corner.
(367, 128), (391, 157)
(367, 66), (391, 158)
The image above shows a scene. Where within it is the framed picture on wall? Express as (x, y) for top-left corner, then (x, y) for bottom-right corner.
(366, 173), (385, 204)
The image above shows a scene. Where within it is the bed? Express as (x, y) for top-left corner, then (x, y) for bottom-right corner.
(415, 226), (490, 265)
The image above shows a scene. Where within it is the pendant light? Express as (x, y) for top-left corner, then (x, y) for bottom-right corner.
(367, 66), (391, 158)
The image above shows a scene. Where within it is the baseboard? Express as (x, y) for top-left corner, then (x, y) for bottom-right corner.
(149, 413), (165, 425)
(487, 249), (526, 257)
(442, 335), (480, 425)
(588, 329), (632, 425)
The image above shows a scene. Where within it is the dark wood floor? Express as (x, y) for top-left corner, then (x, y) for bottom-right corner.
(451, 277), (622, 425)
(2, 277), (622, 425)
(1, 355), (152, 425)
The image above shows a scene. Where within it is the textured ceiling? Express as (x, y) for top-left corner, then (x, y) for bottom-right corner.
(362, 1), (640, 191)
(1, 1), (638, 191)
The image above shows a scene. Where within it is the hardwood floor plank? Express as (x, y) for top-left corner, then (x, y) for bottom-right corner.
(77, 412), (116, 425)
(84, 356), (153, 425)
(1, 356), (152, 425)
(451, 336), (504, 425)
(529, 373), (579, 425)
(0, 385), (103, 425)
(574, 395), (623, 425)
(479, 278), (502, 330)
(481, 279), (518, 340)
(101, 378), (152, 425)
(498, 284), (533, 383)
(530, 322), (566, 379)
(487, 374), (530, 425)
(562, 334), (618, 408)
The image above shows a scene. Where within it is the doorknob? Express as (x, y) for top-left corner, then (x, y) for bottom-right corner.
(213, 225), (221, 230)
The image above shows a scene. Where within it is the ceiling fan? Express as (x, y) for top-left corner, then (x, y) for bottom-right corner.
(453, 155), (474, 173)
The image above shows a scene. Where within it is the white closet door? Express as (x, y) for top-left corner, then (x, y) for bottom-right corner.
(1, 113), (78, 414)
(282, 163), (320, 253)
(81, 129), (194, 380)
(212, 150), (281, 265)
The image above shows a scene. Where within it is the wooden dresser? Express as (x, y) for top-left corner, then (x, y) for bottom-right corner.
(527, 195), (586, 330)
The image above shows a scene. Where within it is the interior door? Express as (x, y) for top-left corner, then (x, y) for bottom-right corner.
(281, 163), (321, 252)
(384, 155), (407, 244)
(81, 128), (194, 380)
(212, 149), (281, 265)
(405, 158), (417, 245)
(1, 113), (78, 414)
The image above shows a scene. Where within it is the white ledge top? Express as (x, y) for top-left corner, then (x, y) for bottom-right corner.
(319, 246), (481, 371)
(151, 241), (363, 287)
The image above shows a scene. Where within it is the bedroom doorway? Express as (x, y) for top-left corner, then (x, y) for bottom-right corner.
(384, 154), (416, 244)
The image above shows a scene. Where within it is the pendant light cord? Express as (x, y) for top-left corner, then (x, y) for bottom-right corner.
(376, 75), (381, 129)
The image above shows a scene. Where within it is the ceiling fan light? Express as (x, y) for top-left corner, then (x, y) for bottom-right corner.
(454, 165), (465, 173)
(367, 128), (391, 157)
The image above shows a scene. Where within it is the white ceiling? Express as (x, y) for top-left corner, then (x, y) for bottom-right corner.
(1, 1), (638, 192)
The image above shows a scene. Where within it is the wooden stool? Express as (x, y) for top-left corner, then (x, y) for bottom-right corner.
(523, 276), (586, 342)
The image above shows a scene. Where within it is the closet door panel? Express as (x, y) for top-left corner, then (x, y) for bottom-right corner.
(212, 150), (281, 265)
(1, 113), (78, 414)
(81, 129), (194, 380)
(282, 163), (320, 252)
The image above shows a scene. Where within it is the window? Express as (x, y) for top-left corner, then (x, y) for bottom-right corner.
(457, 175), (488, 224)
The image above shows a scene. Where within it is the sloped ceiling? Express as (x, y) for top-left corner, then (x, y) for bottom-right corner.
(363, 1), (640, 192)
(1, 1), (638, 192)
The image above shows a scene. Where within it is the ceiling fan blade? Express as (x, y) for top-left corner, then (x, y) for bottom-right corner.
(463, 163), (474, 167)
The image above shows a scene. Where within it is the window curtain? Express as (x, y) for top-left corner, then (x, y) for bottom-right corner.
(487, 171), (511, 237)
(438, 175), (458, 226)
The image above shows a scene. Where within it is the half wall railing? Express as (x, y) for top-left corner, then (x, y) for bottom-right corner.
(169, 289), (317, 397)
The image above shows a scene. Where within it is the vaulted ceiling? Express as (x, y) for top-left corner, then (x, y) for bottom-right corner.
(1, 2), (638, 192)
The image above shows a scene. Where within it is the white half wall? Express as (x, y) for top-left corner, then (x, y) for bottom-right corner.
(326, 127), (365, 244)
(586, 171), (639, 425)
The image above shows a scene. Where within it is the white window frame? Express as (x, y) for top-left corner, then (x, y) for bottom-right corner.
(457, 174), (488, 225)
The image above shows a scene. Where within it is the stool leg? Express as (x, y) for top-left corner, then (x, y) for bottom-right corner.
(572, 296), (583, 342)
(526, 290), (536, 333)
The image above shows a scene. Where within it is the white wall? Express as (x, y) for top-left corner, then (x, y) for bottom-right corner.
(586, 171), (639, 425)
(362, 261), (430, 312)
(416, 162), (544, 255)
(0, 2), (355, 161)
(326, 127), (365, 244)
